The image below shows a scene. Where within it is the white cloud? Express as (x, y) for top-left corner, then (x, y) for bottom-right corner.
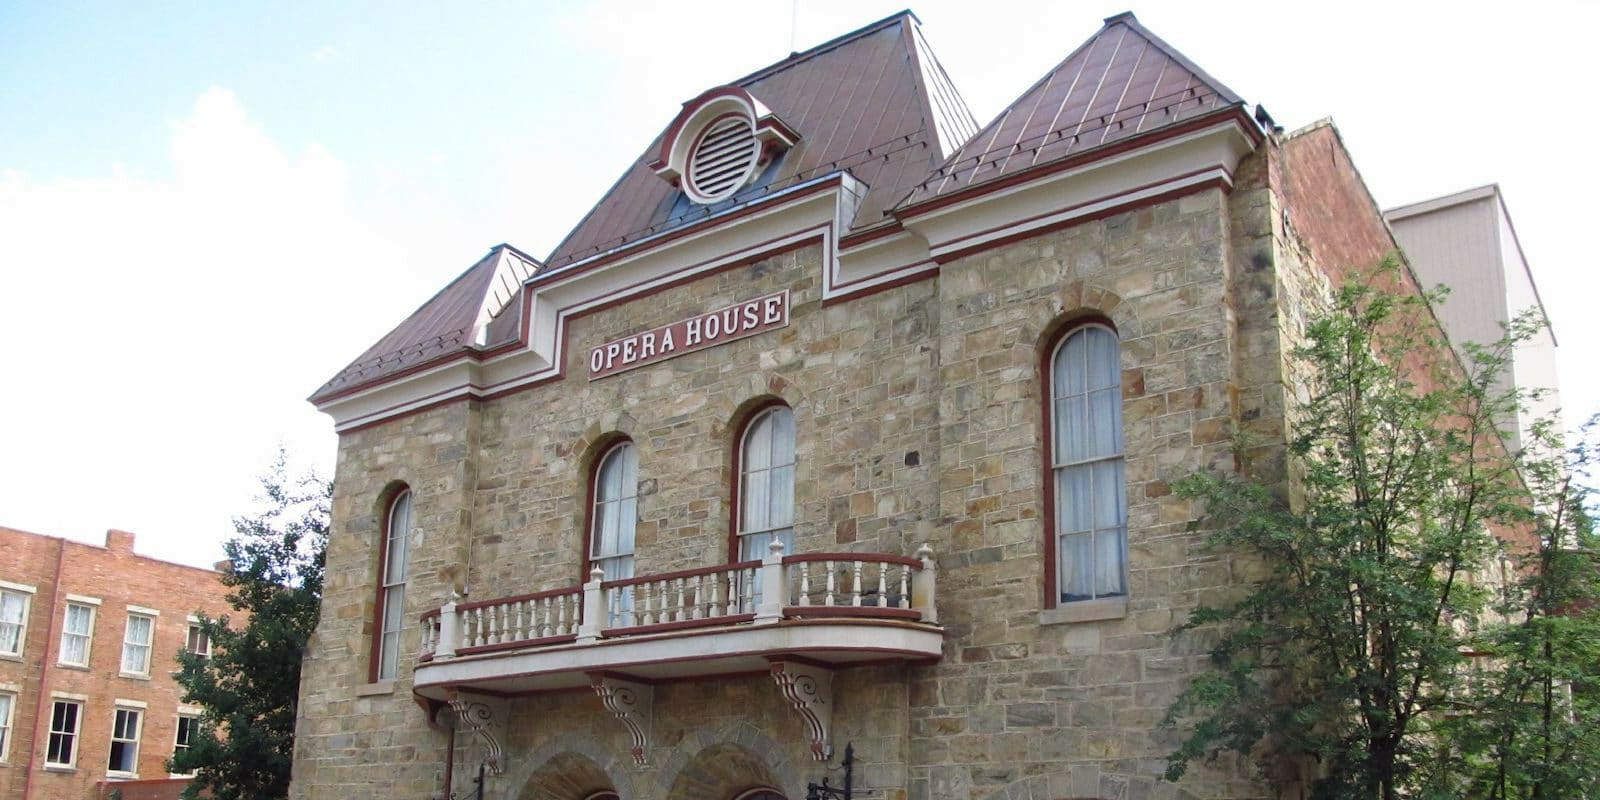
(0, 88), (422, 566)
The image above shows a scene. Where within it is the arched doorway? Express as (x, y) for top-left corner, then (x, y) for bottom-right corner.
(666, 744), (785, 800)
(515, 751), (618, 800)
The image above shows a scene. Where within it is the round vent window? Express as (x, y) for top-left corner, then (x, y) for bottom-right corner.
(685, 114), (760, 204)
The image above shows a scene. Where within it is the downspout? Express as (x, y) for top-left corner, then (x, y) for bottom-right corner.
(20, 537), (66, 800)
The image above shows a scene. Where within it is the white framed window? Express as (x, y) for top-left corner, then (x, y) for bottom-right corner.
(0, 582), (33, 657)
(185, 620), (211, 659)
(375, 489), (412, 681)
(59, 602), (96, 667)
(0, 691), (14, 762)
(1049, 324), (1128, 604)
(736, 406), (796, 561)
(46, 699), (81, 767)
(121, 613), (155, 676)
(108, 706), (142, 775)
(589, 442), (638, 583)
(171, 713), (199, 776)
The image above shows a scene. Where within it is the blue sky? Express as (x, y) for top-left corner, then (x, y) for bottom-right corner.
(2, 1), (1596, 566)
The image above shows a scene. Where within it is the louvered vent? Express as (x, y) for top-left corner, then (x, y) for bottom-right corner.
(686, 115), (759, 203)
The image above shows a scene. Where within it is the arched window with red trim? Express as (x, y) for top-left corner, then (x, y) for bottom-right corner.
(735, 406), (795, 561)
(1047, 323), (1127, 603)
(590, 441), (638, 582)
(374, 488), (412, 681)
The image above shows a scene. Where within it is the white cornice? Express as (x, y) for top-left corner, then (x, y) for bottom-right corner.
(898, 118), (1257, 260)
(319, 176), (864, 433)
(319, 118), (1259, 433)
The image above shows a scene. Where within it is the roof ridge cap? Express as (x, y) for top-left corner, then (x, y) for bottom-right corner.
(730, 9), (917, 87)
(1110, 14), (1243, 104)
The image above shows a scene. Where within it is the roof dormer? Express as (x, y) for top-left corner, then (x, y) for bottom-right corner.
(649, 87), (799, 205)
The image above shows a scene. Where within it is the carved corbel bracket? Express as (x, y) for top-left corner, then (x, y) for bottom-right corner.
(446, 689), (508, 775)
(769, 659), (834, 761)
(590, 673), (654, 766)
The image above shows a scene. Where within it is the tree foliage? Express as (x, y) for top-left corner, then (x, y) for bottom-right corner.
(1160, 259), (1600, 799)
(170, 452), (329, 800)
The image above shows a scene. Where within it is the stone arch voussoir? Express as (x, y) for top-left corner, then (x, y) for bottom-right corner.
(659, 721), (800, 800)
(503, 734), (630, 800)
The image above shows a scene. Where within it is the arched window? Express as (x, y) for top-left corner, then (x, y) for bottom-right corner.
(590, 442), (638, 582)
(374, 488), (412, 681)
(731, 790), (786, 800)
(736, 406), (795, 561)
(1048, 324), (1127, 604)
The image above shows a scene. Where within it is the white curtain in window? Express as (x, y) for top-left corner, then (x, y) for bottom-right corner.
(1052, 326), (1127, 602)
(0, 591), (23, 654)
(377, 490), (412, 681)
(60, 605), (92, 665)
(121, 615), (153, 674)
(738, 407), (796, 561)
(592, 443), (638, 582)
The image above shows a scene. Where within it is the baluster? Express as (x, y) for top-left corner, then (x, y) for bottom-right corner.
(491, 605), (505, 645)
(798, 563), (812, 606)
(877, 562), (889, 607)
(713, 571), (728, 616)
(463, 608), (477, 647)
(851, 561), (864, 606)
(898, 564), (911, 608)
(691, 574), (704, 619)
(553, 595), (565, 636)
(825, 560), (837, 606)
(742, 568), (756, 613)
(673, 578), (685, 622)
(509, 600), (521, 641)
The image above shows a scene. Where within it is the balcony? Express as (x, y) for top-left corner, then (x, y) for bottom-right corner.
(410, 544), (941, 766)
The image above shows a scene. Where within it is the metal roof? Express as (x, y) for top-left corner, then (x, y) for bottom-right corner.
(544, 10), (977, 270)
(897, 12), (1244, 209)
(311, 11), (1250, 408)
(310, 244), (540, 402)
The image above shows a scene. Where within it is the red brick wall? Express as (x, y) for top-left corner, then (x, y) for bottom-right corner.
(93, 777), (193, 800)
(0, 527), (232, 800)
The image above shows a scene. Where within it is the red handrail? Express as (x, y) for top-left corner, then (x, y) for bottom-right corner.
(782, 552), (923, 568)
(456, 584), (581, 613)
(601, 559), (761, 589)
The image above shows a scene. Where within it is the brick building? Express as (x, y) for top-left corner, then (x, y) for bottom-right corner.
(289, 11), (1512, 800)
(0, 526), (232, 800)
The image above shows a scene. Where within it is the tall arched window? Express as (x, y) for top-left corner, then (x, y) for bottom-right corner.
(1048, 324), (1127, 603)
(736, 406), (795, 561)
(375, 488), (412, 681)
(590, 442), (638, 582)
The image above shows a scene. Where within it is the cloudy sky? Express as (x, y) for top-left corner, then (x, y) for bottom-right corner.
(2, 1), (1595, 568)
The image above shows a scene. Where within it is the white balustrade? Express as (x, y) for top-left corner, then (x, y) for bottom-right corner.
(602, 561), (762, 629)
(784, 554), (922, 611)
(420, 545), (939, 664)
(456, 589), (582, 650)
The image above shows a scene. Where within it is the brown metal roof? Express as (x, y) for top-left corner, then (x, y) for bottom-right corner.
(312, 11), (982, 406)
(310, 244), (539, 402)
(897, 12), (1244, 209)
(544, 10), (977, 269)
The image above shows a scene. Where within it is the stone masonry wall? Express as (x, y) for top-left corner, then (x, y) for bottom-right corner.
(293, 147), (1396, 800)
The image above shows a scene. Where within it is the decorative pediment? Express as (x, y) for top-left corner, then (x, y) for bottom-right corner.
(649, 87), (799, 204)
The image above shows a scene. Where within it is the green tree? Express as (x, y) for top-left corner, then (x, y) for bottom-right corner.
(170, 452), (329, 800)
(1439, 416), (1600, 799)
(1159, 259), (1599, 799)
